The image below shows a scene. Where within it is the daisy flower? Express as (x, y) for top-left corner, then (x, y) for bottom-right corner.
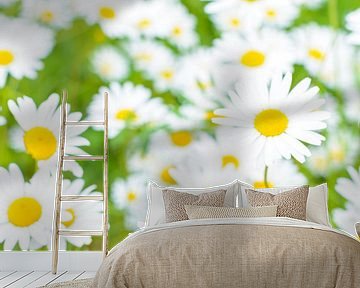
(0, 165), (54, 250)
(0, 106), (6, 126)
(241, 160), (306, 189)
(213, 29), (295, 80)
(117, 0), (168, 39)
(126, 39), (174, 75)
(91, 46), (129, 82)
(333, 166), (360, 235)
(21, 0), (74, 29)
(0, 16), (54, 87)
(213, 73), (330, 165)
(293, 24), (356, 89)
(259, 0), (299, 28)
(112, 174), (147, 230)
(8, 94), (90, 177)
(205, 0), (264, 14)
(163, 2), (198, 49)
(343, 89), (360, 123)
(179, 105), (221, 128)
(72, 0), (124, 38)
(346, 9), (360, 45)
(209, 4), (262, 33)
(60, 179), (102, 248)
(307, 129), (358, 176)
(87, 82), (167, 138)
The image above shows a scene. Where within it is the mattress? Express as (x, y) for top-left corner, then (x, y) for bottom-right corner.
(92, 217), (360, 288)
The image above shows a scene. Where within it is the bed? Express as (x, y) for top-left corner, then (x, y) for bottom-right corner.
(92, 181), (360, 288)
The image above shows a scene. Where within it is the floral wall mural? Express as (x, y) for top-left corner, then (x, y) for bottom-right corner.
(0, 0), (359, 251)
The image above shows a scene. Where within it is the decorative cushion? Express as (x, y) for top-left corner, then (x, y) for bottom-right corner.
(245, 185), (309, 220)
(145, 180), (238, 227)
(184, 205), (278, 220)
(240, 183), (330, 226)
(162, 189), (226, 223)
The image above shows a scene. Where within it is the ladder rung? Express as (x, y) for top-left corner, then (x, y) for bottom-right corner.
(63, 155), (104, 161)
(58, 230), (103, 236)
(66, 121), (104, 126)
(60, 195), (104, 201)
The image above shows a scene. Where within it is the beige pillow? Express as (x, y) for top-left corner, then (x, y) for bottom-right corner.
(162, 189), (226, 223)
(245, 185), (309, 220)
(184, 205), (278, 220)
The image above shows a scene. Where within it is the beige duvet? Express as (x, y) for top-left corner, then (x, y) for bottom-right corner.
(92, 218), (360, 288)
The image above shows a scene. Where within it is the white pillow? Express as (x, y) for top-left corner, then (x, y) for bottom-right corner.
(145, 180), (238, 227)
(239, 183), (331, 227)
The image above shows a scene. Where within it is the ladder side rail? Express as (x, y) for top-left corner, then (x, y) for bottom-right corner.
(51, 91), (68, 274)
(102, 92), (109, 259)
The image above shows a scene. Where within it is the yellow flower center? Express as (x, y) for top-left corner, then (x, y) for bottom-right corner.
(99, 63), (112, 76)
(230, 18), (241, 27)
(135, 52), (153, 62)
(115, 109), (137, 121)
(266, 9), (277, 18)
(308, 48), (325, 61)
(222, 155), (239, 168)
(62, 208), (76, 228)
(23, 127), (57, 160)
(8, 197), (42, 227)
(137, 18), (151, 29)
(254, 109), (288, 137)
(127, 191), (137, 202)
(253, 181), (274, 188)
(330, 149), (345, 162)
(170, 131), (192, 147)
(40, 10), (54, 23)
(172, 26), (183, 36)
(99, 6), (116, 19)
(313, 156), (327, 171)
(161, 166), (177, 185)
(0, 50), (14, 66)
(240, 50), (266, 67)
(204, 110), (216, 121)
(160, 69), (174, 80)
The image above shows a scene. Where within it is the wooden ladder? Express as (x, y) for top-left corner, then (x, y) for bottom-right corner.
(51, 91), (109, 274)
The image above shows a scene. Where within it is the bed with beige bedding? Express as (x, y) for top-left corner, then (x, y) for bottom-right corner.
(92, 217), (360, 288)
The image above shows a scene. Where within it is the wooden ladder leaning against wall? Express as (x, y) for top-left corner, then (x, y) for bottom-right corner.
(51, 91), (109, 274)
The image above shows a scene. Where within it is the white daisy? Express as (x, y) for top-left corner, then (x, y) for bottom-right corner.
(0, 165), (54, 250)
(21, 0), (74, 29)
(87, 82), (167, 138)
(60, 179), (102, 248)
(112, 174), (147, 230)
(241, 160), (306, 189)
(333, 166), (360, 235)
(205, 0), (264, 14)
(259, 0), (299, 28)
(162, 2), (198, 49)
(91, 46), (129, 82)
(0, 16), (54, 87)
(209, 4), (262, 33)
(307, 129), (358, 176)
(8, 94), (90, 177)
(346, 9), (360, 45)
(72, 0), (124, 38)
(126, 39), (174, 75)
(0, 106), (6, 126)
(213, 73), (330, 165)
(213, 29), (295, 80)
(179, 105), (221, 128)
(116, 0), (168, 39)
(343, 89), (360, 123)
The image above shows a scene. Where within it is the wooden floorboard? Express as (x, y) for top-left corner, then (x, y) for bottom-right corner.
(0, 271), (16, 281)
(7, 271), (48, 288)
(47, 271), (84, 285)
(76, 271), (96, 279)
(0, 271), (32, 287)
(25, 271), (67, 288)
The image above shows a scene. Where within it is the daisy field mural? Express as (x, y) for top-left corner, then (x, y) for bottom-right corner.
(0, 0), (359, 252)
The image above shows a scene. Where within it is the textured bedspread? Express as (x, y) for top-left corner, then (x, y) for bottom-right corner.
(92, 218), (360, 288)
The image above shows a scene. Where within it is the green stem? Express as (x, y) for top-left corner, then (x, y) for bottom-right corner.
(328, 0), (339, 29)
(264, 166), (269, 188)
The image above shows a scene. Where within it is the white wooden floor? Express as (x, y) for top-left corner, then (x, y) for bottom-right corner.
(0, 270), (96, 287)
